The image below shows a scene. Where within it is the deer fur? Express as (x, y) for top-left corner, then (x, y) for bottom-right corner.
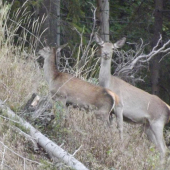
(38, 45), (123, 137)
(95, 33), (170, 159)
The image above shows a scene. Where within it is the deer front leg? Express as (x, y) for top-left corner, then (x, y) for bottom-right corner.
(144, 121), (157, 145)
(94, 108), (112, 126)
(149, 120), (167, 160)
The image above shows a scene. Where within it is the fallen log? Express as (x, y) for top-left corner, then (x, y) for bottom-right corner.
(0, 100), (89, 170)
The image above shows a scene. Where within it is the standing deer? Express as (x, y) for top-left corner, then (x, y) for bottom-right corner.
(38, 45), (123, 138)
(95, 33), (170, 159)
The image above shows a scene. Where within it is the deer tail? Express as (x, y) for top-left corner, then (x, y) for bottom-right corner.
(165, 103), (170, 123)
(106, 89), (119, 123)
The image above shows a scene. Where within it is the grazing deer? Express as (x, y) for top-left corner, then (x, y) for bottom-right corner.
(95, 33), (170, 159)
(38, 45), (123, 138)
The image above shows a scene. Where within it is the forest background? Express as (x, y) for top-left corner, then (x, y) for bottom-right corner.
(34, 0), (170, 102)
(5, 0), (170, 101)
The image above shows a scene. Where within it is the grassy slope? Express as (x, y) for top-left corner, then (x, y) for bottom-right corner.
(0, 2), (168, 170)
(49, 107), (161, 170)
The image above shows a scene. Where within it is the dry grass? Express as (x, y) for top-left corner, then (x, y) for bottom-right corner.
(0, 2), (46, 111)
(0, 3), (50, 169)
(48, 107), (162, 170)
(0, 118), (53, 170)
(0, 47), (44, 111)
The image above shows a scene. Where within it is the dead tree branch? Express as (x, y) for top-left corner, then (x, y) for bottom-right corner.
(0, 100), (89, 170)
(113, 35), (170, 84)
(75, 5), (97, 70)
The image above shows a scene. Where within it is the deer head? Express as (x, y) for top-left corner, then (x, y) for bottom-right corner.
(38, 44), (68, 59)
(95, 33), (126, 60)
(38, 46), (51, 59)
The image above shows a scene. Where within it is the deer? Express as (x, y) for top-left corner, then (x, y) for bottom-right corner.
(38, 45), (123, 139)
(95, 33), (170, 159)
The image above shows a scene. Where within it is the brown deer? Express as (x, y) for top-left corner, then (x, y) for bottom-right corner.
(95, 33), (170, 159)
(38, 45), (123, 138)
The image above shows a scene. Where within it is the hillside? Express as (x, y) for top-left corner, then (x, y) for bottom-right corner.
(0, 2), (170, 170)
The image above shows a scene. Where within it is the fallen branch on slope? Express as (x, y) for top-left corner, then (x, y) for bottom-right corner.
(0, 100), (89, 170)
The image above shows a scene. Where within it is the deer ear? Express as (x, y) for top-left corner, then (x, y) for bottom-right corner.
(113, 37), (126, 49)
(94, 32), (104, 46)
(56, 43), (68, 53)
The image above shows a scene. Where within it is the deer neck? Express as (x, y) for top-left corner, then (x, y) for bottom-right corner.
(43, 53), (60, 84)
(99, 57), (111, 88)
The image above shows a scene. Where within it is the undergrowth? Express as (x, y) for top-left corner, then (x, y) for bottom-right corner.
(0, 2), (46, 111)
(0, 116), (52, 170)
(45, 106), (162, 170)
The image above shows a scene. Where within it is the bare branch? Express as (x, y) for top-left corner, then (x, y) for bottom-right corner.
(1, 146), (6, 169)
(0, 141), (42, 166)
(113, 35), (170, 84)
(75, 5), (97, 70)
(72, 145), (83, 156)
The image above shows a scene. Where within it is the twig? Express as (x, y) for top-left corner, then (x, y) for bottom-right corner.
(72, 145), (83, 156)
(60, 143), (64, 147)
(0, 141), (42, 165)
(1, 146), (6, 170)
(13, 126), (39, 152)
(24, 158), (26, 170)
(0, 120), (38, 152)
(0, 114), (20, 124)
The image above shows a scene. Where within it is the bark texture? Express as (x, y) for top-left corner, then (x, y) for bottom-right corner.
(150, 0), (163, 95)
(96, 0), (110, 42)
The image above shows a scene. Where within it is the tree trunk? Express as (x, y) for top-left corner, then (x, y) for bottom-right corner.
(38, 0), (60, 46)
(150, 0), (163, 96)
(56, 0), (61, 69)
(37, 0), (61, 68)
(0, 100), (89, 170)
(96, 0), (110, 42)
(56, 0), (60, 47)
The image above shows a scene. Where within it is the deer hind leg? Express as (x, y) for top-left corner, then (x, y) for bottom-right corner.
(94, 105), (115, 128)
(94, 110), (108, 123)
(114, 106), (124, 141)
(149, 120), (167, 160)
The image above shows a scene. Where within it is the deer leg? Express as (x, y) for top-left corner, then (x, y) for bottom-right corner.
(94, 110), (106, 122)
(114, 106), (124, 141)
(109, 112), (114, 125)
(94, 106), (115, 128)
(144, 122), (157, 145)
(150, 120), (167, 160)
